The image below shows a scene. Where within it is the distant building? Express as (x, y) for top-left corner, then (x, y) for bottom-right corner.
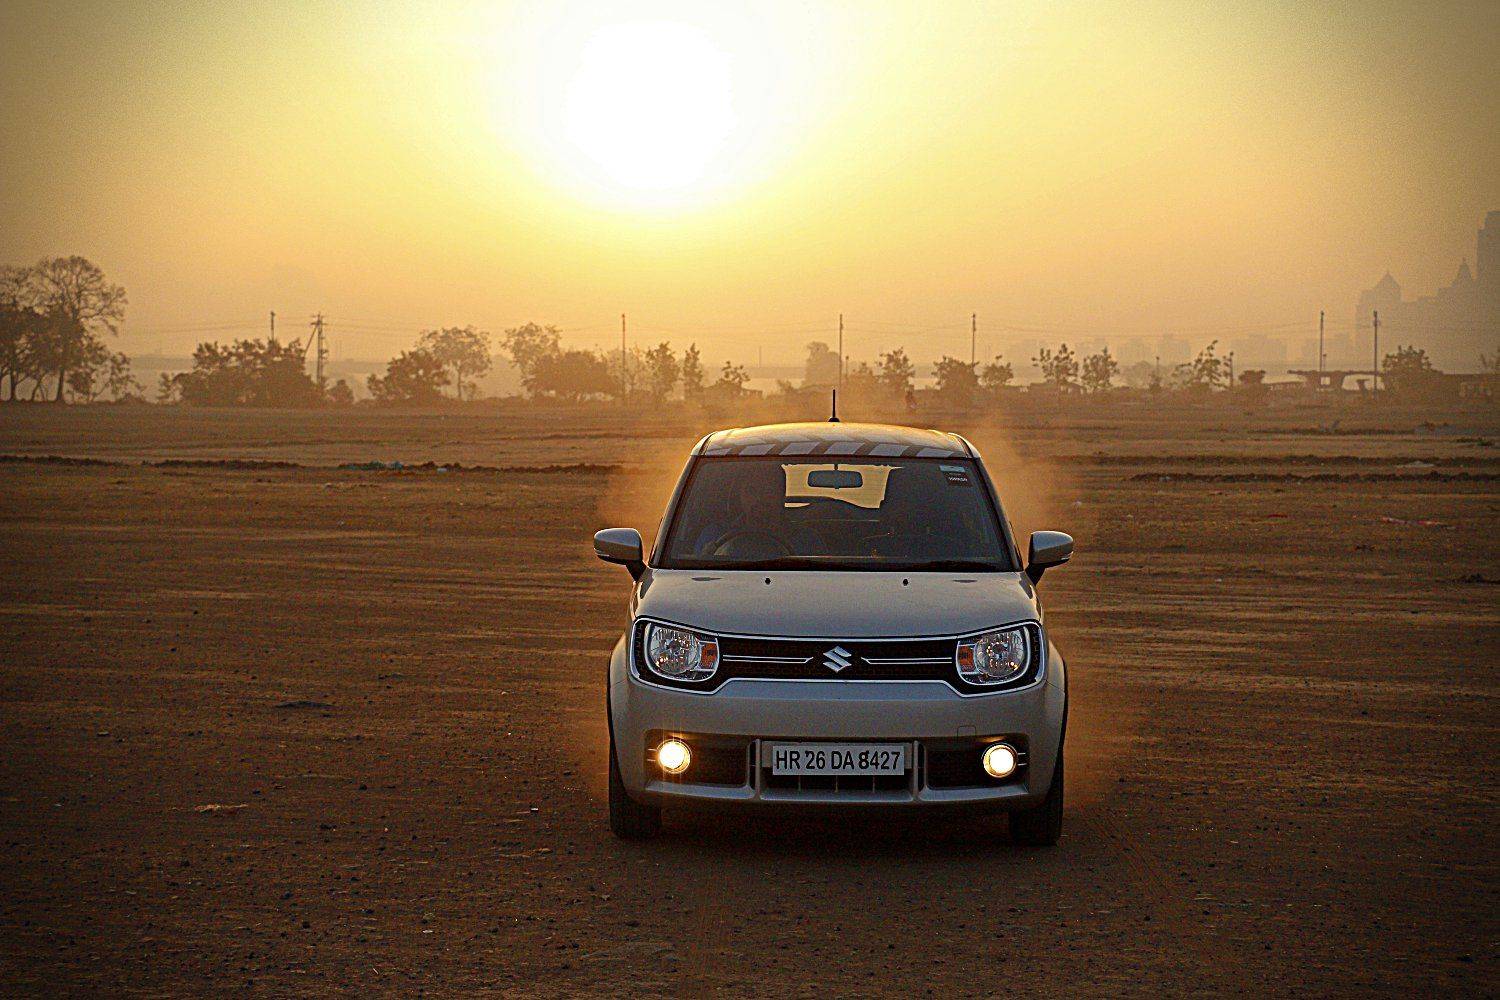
(1353, 212), (1500, 371)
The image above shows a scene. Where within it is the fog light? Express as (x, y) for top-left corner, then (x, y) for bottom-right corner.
(982, 743), (1017, 779)
(656, 738), (691, 775)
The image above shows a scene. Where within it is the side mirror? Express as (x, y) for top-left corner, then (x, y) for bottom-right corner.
(594, 527), (645, 580)
(1026, 530), (1073, 584)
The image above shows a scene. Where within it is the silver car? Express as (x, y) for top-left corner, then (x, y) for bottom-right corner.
(593, 422), (1073, 844)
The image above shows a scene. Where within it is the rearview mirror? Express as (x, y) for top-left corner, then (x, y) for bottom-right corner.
(593, 527), (645, 580)
(1025, 530), (1073, 584)
(808, 469), (863, 489)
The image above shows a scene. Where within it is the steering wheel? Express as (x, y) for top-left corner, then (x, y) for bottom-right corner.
(706, 529), (794, 558)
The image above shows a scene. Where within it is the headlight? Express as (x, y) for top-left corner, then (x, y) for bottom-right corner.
(642, 623), (719, 683)
(956, 626), (1032, 686)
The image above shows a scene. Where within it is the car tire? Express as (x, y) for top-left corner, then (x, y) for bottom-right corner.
(608, 729), (661, 840)
(1009, 746), (1063, 847)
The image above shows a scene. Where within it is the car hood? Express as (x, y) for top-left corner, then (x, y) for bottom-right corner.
(634, 568), (1038, 638)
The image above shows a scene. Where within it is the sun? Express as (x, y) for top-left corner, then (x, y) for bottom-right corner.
(561, 22), (737, 198)
(499, 9), (801, 211)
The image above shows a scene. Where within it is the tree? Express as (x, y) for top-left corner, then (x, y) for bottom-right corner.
(105, 352), (140, 400)
(172, 338), (323, 406)
(1120, 359), (1157, 390)
(803, 341), (840, 388)
(932, 355), (978, 405)
(643, 342), (681, 401)
(845, 360), (880, 399)
(27, 256), (126, 402)
(367, 347), (450, 406)
(980, 355), (1015, 393)
(66, 341), (138, 402)
(327, 378), (355, 406)
(531, 349), (616, 402)
(0, 265), (47, 401)
(714, 361), (750, 396)
(1080, 347), (1119, 393)
(64, 335), (110, 402)
(1033, 343), (1079, 390)
(877, 348), (915, 399)
(1381, 345), (1442, 399)
(605, 345), (646, 400)
(500, 323), (562, 397)
(681, 343), (705, 399)
(1174, 340), (1227, 392)
(419, 326), (492, 400)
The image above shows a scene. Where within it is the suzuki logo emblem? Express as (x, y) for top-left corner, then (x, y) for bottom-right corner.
(823, 645), (853, 673)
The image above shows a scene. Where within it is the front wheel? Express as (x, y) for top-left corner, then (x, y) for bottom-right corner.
(608, 729), (661, 840)
(1009, 746), (1063, 846)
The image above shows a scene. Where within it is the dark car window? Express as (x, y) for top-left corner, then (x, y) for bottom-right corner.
(660, 456), (1012, 572)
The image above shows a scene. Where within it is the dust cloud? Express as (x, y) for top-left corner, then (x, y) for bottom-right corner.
(957, 419), (1133, 811)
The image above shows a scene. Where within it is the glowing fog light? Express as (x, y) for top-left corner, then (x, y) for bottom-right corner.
(656, 738), (691, 775)
(982, 743), (1017, 779)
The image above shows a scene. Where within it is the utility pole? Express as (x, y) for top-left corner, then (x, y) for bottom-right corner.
(1317, 310), (1324, 385)
(269, 310), (276, 346)
(838, 313), (844, 392)
(1227, 350), (1235, 389)
(620, 313), (628, 402)
(310, 314), (327, 394)
(971, 313), (977, 369)
(1372, 309), (1380, 400)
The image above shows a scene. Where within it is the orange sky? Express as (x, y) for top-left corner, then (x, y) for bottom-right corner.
(2, 1), (1497, 367)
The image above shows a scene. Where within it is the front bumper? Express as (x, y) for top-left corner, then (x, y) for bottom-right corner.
(607, 635), (1067, 810)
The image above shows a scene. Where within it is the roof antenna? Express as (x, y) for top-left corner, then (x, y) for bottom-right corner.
(828, 389), (840, 423)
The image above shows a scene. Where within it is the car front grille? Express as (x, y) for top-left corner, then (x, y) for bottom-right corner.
(632, 621), (1044, 695)
(717, 636), (957, 681)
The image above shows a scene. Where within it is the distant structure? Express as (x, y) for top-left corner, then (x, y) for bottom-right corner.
(1353, 211), (1500, 371)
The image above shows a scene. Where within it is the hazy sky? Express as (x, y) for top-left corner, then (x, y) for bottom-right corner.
(2, 0), (1497, 364)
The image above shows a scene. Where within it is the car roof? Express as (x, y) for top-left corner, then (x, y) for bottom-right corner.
(695, 422), (974, 459)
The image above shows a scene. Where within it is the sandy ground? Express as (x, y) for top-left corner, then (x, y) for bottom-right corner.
(0, 402), (1496, 996)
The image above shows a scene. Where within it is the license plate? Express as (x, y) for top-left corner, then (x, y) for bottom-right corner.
(766, 742), (908, 776)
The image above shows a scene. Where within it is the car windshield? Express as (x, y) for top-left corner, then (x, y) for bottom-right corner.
(660, 456), (1013, 571)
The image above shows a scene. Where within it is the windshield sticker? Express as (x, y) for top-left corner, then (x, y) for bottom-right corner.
(940, 464), (970, 485)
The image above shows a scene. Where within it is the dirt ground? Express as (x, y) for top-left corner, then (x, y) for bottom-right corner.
(1, 402), (1496, 996)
